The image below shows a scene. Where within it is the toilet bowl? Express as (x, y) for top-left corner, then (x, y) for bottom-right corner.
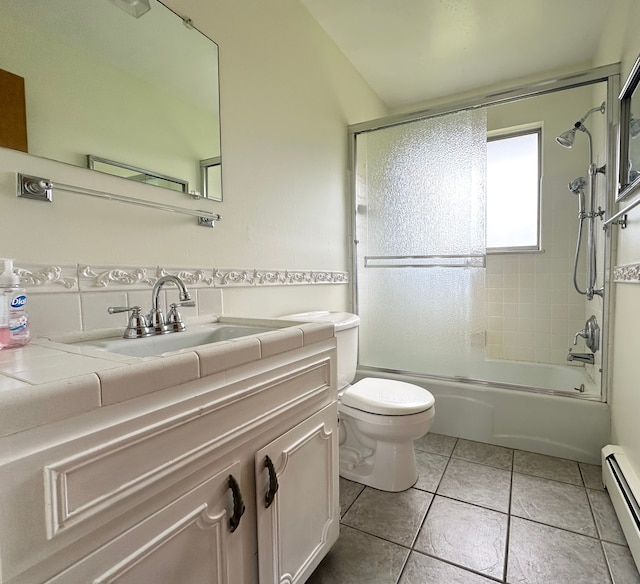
(281, 311), (436, 492)
(339, 377), (435, 491)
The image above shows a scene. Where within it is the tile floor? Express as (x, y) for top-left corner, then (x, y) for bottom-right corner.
(307, 433), (640, 584)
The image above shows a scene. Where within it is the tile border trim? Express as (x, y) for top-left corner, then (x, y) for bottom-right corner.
(14, 262), (349, 291)
(613, 263), (640, 283)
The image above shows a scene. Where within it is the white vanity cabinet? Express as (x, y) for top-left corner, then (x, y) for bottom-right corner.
(0, 336), (338, 584)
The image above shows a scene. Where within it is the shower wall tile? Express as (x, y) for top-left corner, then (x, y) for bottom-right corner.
(487, 288), (503, 303)
(504, 288), (518, 303)
(504, 303), (518, 317)
(519, 288), (535, 303)
(487, 274), (503, 288)
(485, 229), (587, 365)
(486, 331), (502, 345)
(487, 345), (503, 359)
(504, 274), (519, 288)
(486, 258), (503, 274)
(487, 303), (503, 317)
(503, 318), (518, 332)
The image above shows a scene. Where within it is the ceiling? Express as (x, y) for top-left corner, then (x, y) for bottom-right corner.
(299, 0), (613, 110)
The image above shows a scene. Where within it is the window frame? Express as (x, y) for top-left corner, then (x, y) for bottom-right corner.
(486, 126), (542, 254)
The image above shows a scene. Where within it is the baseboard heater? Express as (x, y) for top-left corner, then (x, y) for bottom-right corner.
(602, 445), (640, 571)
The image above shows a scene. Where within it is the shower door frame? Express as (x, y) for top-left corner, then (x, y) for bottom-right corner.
(348, 64), (620, 403)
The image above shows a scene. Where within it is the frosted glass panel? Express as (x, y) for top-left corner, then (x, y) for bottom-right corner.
(356, 109), (487, 374)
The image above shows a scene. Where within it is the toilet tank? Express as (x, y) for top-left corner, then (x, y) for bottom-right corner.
(280, 311), (360, 390)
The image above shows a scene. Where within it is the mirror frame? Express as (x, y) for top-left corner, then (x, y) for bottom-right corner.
(200, 156), (222, 201)
(87, 155), (189, 193)
(617, 52), (640, 202)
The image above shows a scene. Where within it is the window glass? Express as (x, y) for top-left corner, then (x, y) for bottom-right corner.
(487, 130), (540, 250)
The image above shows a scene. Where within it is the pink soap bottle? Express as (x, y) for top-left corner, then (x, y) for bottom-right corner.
(0, 259), (29, 349)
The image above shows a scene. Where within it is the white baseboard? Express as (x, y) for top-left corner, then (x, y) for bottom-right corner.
(602, 445), (640, 572)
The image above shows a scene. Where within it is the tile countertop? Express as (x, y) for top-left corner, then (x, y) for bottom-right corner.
(0, 317), (336, 439)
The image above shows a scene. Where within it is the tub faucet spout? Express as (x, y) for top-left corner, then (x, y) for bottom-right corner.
(566, 349), (594, 365)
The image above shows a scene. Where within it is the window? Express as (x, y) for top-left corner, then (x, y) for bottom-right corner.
(486, 129), (541, 251)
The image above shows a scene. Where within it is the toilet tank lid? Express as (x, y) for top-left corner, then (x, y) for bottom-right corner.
(343, 378), (435, 415)
(280, 311), (360, 332)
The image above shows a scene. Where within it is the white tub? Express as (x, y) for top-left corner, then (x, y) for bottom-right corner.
(356, 364), (610, 464)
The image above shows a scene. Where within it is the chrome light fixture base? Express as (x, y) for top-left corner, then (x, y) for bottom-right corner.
(108, 0), (151, 18)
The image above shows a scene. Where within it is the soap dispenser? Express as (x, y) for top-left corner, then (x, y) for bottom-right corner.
(0, 259), (29, 349)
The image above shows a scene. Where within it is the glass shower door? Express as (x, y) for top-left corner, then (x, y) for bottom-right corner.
(355, 109), (488, 378)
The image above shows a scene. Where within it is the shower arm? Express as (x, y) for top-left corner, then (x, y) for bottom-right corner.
(574, 102), (607, 133)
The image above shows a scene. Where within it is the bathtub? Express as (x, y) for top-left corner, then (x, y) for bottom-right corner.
(356, 362), (610, 464)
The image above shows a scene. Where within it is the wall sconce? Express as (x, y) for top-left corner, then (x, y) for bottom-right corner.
(108, 0), (151, 18)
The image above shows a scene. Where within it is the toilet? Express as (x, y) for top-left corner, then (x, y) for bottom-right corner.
(282, 311), (435, 492)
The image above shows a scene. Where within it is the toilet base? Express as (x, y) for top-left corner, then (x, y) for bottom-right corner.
(339, 440), (418, 492)
(337, 402), (434, 492)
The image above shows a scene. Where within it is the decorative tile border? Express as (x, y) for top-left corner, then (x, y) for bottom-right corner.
(79, 266), (156, 289)
(15, 264), (78, 292)
(613, 263), (640, 283)
(14, 262), (348, 291)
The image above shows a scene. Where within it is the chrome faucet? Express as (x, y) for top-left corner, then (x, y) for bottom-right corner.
(149, 275), (194, 334)
(108, 275), (195, 339)
(566, 315), (599, 365)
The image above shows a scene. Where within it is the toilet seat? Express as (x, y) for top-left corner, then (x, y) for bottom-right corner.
(342, 378), (434, 415)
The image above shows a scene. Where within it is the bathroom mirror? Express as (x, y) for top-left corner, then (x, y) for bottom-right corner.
(618, 53), (640, 202)
(0, 0), (222, 201)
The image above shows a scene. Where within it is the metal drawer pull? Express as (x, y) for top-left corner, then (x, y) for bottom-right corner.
(264, 455), (279, 508)
(228, 474), (245, 532)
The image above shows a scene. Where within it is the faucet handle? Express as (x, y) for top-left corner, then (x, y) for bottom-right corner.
(573, 316), (600, 352)
(107, 306), (153, 339)
(171, 300), (195, 308)
(573, 329), (588, 345)
(167, 301), (196, 332)
(108, 306), (136, 314)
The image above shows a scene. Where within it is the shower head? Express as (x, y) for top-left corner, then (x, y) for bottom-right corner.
(556, 128), (577, 148)
(568, 176), (586, 194)
(556, 102), (606, 148)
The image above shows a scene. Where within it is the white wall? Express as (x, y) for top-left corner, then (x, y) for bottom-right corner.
(0, 0), (387, 329)
(595, 0), (640, 474)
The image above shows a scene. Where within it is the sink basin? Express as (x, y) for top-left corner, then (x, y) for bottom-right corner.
(67, 322), (277, 358)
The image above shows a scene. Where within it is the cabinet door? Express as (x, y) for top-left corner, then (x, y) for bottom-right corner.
(46, 461), (245, 584)
(256, 403), (339, 584)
